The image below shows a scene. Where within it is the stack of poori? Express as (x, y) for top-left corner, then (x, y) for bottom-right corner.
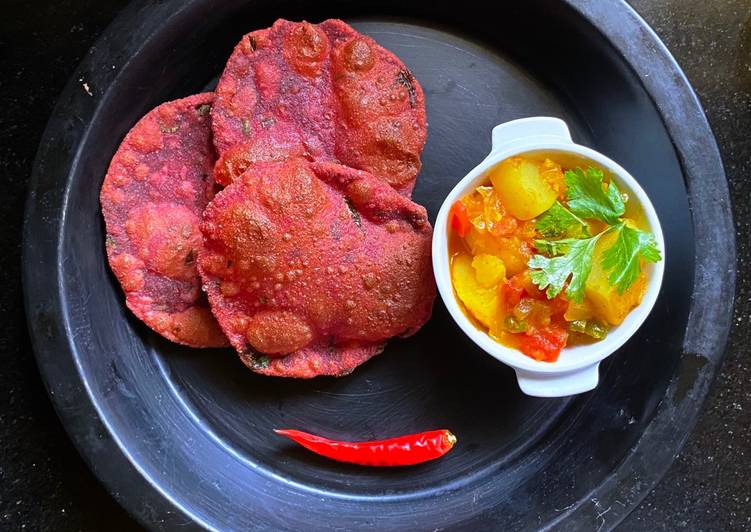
(100, 19), (435, 378)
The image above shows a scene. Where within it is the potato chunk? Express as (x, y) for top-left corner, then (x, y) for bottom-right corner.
(585, 229), (648, 325)
(488, 157), (557, 220)
(471, 254), (506, 288)
(451, 254), (498, 328)
(464, 231), (531, 277)
(564, 299), (595, 322)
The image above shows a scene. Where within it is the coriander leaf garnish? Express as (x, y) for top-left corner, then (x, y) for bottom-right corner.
(533, 237), (575, 256)
(528, 234), (603, 302)
(529, 164), (661, 301)
(535, 201), (589, 238)
(601, 223), (662, 294)
(565, 167), (625, 224)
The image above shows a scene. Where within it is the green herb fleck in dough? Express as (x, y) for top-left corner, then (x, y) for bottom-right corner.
(344, 197), (362, 228)
(396, 69), (417, 108)
(252, 355), (270, 369)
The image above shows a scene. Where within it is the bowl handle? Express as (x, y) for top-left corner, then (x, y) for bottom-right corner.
(514, 363), (600, 397)
(489, 116), (573, 157)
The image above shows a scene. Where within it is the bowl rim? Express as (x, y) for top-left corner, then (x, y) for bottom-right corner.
(432, 134), (666, 374)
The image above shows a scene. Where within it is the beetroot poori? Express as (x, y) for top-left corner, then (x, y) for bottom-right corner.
(198, 159), (435, 377)
(100, 93), (228, 347)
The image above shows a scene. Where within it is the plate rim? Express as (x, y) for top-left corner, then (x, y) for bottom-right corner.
(22, 0), (736, 530)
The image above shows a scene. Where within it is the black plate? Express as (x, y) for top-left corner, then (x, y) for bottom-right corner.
(23, 0), (735, 530)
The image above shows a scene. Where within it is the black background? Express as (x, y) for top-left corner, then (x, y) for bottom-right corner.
(1, 0), (749, 530)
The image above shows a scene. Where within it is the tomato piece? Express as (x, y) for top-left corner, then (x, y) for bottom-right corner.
(518, 326), (568, 362)
(450, 201), (471, 237)
(549, 295), (569, 317)
(500, 278), (524, 309)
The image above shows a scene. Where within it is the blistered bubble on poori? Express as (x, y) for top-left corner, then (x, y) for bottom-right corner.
(100, 93), (228, 347)
(211, 19), (427, 195)
(198, 158), (435, 377)
(244, 311), (314, 354)
(282, 21), (330, 77)
(340, 37), (376, 72)
(124, 203), (201, 282)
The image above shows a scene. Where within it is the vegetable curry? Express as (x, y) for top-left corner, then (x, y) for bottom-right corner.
(449, 153), (661, 362)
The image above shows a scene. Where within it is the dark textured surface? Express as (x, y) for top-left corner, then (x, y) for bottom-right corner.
(1, 2), (141, 530)
(1, 2), (747, 532)
(25, 1), (709, 527)
(622, 1), (751, 530)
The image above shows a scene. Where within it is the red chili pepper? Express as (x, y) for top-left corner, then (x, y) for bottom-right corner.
(449, 201), (471, 237)
(274, 429), (457, 466)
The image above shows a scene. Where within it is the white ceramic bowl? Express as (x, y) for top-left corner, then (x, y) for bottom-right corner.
(432, 117), (665, 397)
